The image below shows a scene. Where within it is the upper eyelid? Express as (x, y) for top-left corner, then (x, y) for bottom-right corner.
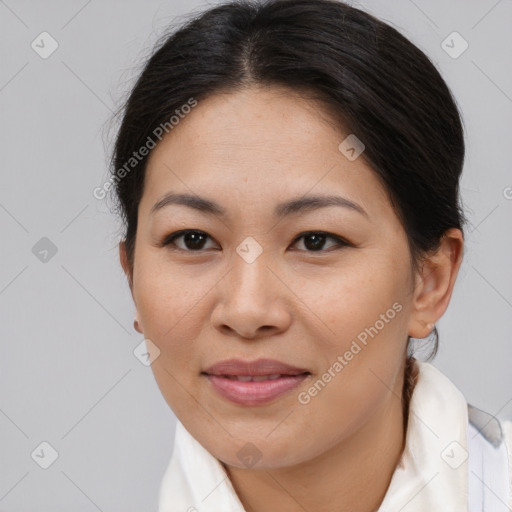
(163, 229), (350, 249)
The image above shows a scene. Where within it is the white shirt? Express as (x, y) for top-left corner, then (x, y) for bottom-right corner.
(158, 362), (512, 511)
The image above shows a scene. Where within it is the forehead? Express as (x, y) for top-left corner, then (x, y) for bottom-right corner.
(141, 86), (392, 221)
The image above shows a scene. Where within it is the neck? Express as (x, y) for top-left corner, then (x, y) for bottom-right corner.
(225, 363), (413, 512)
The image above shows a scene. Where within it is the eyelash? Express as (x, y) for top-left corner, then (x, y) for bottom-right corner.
(160, 229), (351, 253)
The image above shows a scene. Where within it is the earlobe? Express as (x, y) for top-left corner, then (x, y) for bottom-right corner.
(408, 228), (464, 339)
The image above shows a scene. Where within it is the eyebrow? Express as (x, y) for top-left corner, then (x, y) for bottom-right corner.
(150, 192), (369, 219)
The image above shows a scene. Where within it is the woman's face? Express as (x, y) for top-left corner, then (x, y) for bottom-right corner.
(123, 86), (419, 468)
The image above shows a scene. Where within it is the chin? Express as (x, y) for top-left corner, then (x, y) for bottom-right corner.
(204, 431), (315, 471)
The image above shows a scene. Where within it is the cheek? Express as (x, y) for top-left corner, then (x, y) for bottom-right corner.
(289, 281), (409, 460)
(294, 254), (410, 412)
(300, 273), (408, 402)
(134, 254), (209, 332)
(134, 265), (211, 418)
(299, 254), (409, 346)
(133, 260), (215, 380)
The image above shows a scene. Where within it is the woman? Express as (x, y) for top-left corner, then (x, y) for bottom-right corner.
(109, 0), (511, 510)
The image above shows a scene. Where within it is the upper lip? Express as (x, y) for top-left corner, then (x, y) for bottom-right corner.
(203, 358), (310, 377)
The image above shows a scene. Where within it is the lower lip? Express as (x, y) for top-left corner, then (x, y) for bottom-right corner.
(205, 373), (310, 406)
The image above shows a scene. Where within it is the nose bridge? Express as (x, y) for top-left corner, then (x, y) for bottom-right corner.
(227, 244), (274, 309)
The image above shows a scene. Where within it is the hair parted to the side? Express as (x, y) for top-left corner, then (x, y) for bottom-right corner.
(108, 0), (466, 392)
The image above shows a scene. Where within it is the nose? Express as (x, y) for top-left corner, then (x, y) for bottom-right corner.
(210, 254), (292, 339)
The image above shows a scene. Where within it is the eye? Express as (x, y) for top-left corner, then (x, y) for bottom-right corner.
(161, 230), (219, 251)
(161, 229), (350, 253)
(290, 231), (350, 252)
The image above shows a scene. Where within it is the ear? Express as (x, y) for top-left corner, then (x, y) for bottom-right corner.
(119, 241), (143, 334)
(119, 240), (133, 292)
(408, 228), (464, 339)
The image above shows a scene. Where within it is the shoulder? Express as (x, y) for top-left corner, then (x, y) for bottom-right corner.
(467, 403), (512, 510)
(410, 363), (512, 507)
(503, 419), (512, 502)
(468, 403), (506, 447)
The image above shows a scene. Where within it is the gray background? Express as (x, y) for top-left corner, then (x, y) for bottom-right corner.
(1, 0), (511, 510)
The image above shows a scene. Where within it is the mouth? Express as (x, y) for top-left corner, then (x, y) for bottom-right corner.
(201, 358), (311, 406)
(216, 373), (300, 381)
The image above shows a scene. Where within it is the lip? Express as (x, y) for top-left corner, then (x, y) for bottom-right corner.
(203, 358), (310, 377)
(202, 358), (311, 406)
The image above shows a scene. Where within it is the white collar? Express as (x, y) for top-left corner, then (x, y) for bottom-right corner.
(158, 361), (469, 512)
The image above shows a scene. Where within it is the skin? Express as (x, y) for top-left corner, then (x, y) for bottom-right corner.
(120, 85), (464, 512)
